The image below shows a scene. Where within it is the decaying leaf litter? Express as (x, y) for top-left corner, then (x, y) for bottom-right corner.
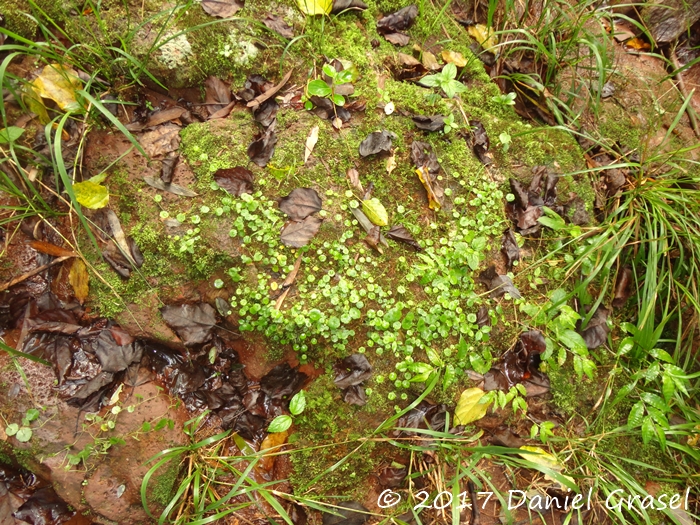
(1, 0), (700, 524)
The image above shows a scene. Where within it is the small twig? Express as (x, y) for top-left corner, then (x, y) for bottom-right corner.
(0, 255), (73, 292)
(468, 480), (481, 525)
(670, 47), (700, 139)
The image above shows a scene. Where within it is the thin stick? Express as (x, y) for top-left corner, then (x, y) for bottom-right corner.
(0, 255), (73, 292)
(670, 47), (700, 139)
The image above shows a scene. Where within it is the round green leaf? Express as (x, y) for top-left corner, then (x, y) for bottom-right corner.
(73, 180), (109, 209)
(0, 126), (25, 144)
(25, 408), (40, 422)
(16, 427), (32, 442)
(5, 423), (19, 436)
(268, 415), (293, 433)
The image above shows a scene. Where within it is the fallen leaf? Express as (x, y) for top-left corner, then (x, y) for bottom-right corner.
(352, 208), (388, 247)
(386, 153), (396, 174)
(410, 140), (440, 174)
(31, 63), (82, 112)
(214, 167), (254, 196)
(579, 307), (610, 349)
(415, 166), (442, 211)
(201, 0), (244, 18)
(247, 70), (292, 109)
(304, 125), (319, 163)
(331, 0), (368, 13)
(263, 14), (294, 39)
(126, 106), (186, 131)
(386, 224), (421, 251)
(359, 130), (394, 157)
(454, 387), (491, 425)
(467, 23), (497, 52)
(334, 354), (373, 388)
(297, 0), (332, 15)
(441, 50), (467, 67)
(518, 446), (576, 489)
(413, 115), (445, 131)
(625, 37), (650, 51)
(247, 127), (277, 167)
(160, 152), (178, 184)
(161, 303), (217, 346)
(280, 216), (323, 247)
(478, 265), (521, 299)
(364, 226), (383, 254)
(612, 266), (633, 308)
(346, 167), (363, 193)
(68, 259), (89, 304)
(28, 240), (76, 257)
(392, 400), (447, 437)
(253, 99), (278, 128)
(279, 188), (322, 220)
(362, 198), (388, 226)
(501, 229), (520, 270)
(468, 120), (493, 165)
(23, 84), (51, 124)
(383, 32), (410, 46)
(483, 330), (548, 395)
(72, 181), (109, 209)
(204, 76), (232, 115)
(139, 124), (180, 157)
(377, 4), (418, 34)
(421, 50), (440, 70)
(322, 502), (369, 525)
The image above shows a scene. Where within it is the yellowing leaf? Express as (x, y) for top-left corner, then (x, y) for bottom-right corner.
(454, 388), (491, 425)
(22, 84), (51, 124)
(31, 64), (82, 112)
(73, 181), (109, 209)
(441, 50), (467, 67)
(386, 153), (396, 174)
(467, 24), (497, 52)
(518, 446), (576, 489)
(296, 0), (331, 15)
(415, 167), (442, 211)
(362, 198), (388, 226)
(68, 259), (89, 304)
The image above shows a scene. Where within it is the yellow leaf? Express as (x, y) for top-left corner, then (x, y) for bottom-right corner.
(31, 64), (82, 112)
(415, 166), (442, 211)
(386, 153), (396, 174)
(68, 259), (90, 304)
(454, 388), (491, 425)
(73, 181), (109, 209)
(362, 198), (389, 226)
(441, 50), (467, 68)
(467, 24), (498, 53)
(296, 0), (331, 15)
(518, 446), (576, 489)
(22, 84), (50, 124)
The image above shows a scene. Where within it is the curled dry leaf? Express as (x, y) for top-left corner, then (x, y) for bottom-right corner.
(331, 0), (368, 13)
(214, 167), (254, 196)
(201, 0), (244, 18)
(160, 151), (178, 184)
(280, 216), (323, 248)
(478, 265), (521, 299)
(386, 224), (421, 251)
(415, 166), (442, 211)
(247, 127), (277, 167)
(143, 176), (198, 197)
(364, 226), (383, 254)
(279, 188), (322, 221)
(359, 130), (395, 157)
(413, 115), (445, 131)
(304, 125), (319, 164)
(346, 167), (363, 194)
(501, 229), (520, 270)
(68, 258), (89, 304)
(468, 120), (493, 165)
(263, 14), (294, 39)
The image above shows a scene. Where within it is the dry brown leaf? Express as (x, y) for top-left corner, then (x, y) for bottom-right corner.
(416, 166), (442, 211)
(68, 259), (89, 304)
(29, 240), (76, 258)
(421, 51), (440, 70)
(386, 153), (396, 174)
(304, 125), (319, 164)
(441, 50), (467, 67)
(346, 167), (363, 194)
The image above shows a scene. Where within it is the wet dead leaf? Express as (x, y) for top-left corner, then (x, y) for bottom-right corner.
(247, 127), (277, 167)
(612, 266), (633, 308)
(331, 0), (367, 13)
(253, 99), (278, 128)
(579, 307), (610, 349)
(161, 303), (217, 346)
(304, 125), (319, 163)
(246, 70), (292, 109)
(143, 176), (198, 197)
(415, 166), (442, 211)
(334, 354), (373, 388)
(72, 181), (109, 209)
(501, 229), (520, 270)
(412, 115), (445, 131)
(280, 216), (323, 247)
(377, 4), (418, 34)
(160, 152), (178, 184)
(478, 265), (521, 299)
(279, 188), (322, 220)
(205, 76), (232, 115)
(214, 167), (254, 196)
(383, 32), (410, 46)
(386, 224), (421, 251)
(468, 120), (493, 165)
(364, 226), (383, 254)
(31, 64), (82, 112)
(68, 259), (89, 304)
(201, 0), (244, 18)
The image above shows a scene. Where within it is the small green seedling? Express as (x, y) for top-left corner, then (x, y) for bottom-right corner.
(267, 390), (306, 433)
(5, 407), (41, 443)
(530, 421), (556, 443)
(492, 92), (516, 106)
(443, 113), (458, 134)
(419, 63), (468, 98)
(306, 64), (354, 107)
(499, 131), (512, 152)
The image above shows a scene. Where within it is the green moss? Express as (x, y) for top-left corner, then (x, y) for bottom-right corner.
(546, 361), (597, 416)
(597, 103), (642, 151)
(148, 459), (181, 507)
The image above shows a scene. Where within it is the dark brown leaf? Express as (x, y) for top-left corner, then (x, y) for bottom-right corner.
(253, 98), (278, 128)
(343, 384), (367, 406)
(13, 487), (75, 525)
(246, 70), (292, 109)
(391, 400), (446, 437)
(160, 151), (178, 184)
(309, 96), (351, 122)
(377, 4), (418, 34)
(410, 141), (439, 175)
(386, 224), (421, 251)
(204, 76), (232, 115)
(413, 115), (445, 131)
(143, 176), (198, 197)
(208, 100), (235, 120)
(364, 225), (383, 254)
(247, 127), (277, 167)
(612, 266), (633, 308)
(322, 502), (369, 525)
(580, 307), (610, 349)
(334, 354), (373, 388)
(201, 0), (244, 18)
(126, 106), (186, 131)
(331, 0), (368, 13)
(483, 330), (549, 395)
(214, 167), (254, 196)
(346, 167), (363, 193)
(359, 130), (395, 157)
(260, 363), (307, 400)
(28, 240), (76, 258)
(383, 32), (410, 46)
(263, 14), (294, 38)
(501, 229), (519, 270)
(478, 265), (521, 299)
(476, 306), (490, 327)
(280, 216), (323, 247)
(161, 303), (217, 346)
(469, 120), (492, 165)
(279, 188), (322, 221)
